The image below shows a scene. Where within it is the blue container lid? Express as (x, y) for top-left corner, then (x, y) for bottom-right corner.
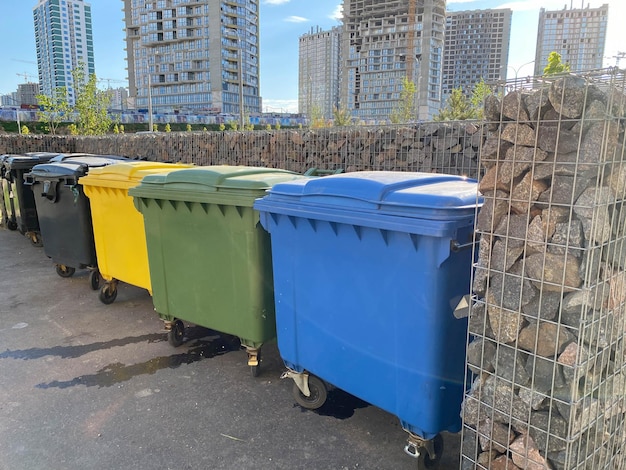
(255, 171), (482, 237)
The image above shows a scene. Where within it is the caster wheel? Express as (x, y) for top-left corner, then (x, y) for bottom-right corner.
(7, 220), (17, 231)
(292, 375), (327, 410)
(30, 233), (43, 247)
(56, 264), (76, 278)
(99, 284), (117, 305)
(416, 435), (444, 470)
(168, 320), (185, 347)
(250, 350), (262, 378)
(89, 270), (101, 291)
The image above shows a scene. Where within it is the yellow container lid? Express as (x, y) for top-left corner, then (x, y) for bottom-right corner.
(79, 161), (194, 190)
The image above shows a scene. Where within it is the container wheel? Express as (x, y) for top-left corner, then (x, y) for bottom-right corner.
(292, 375), (327, 410)
(250, 350), (262, 378)
(56, 264), (76, 278)
(30, 232), (43, 247)
(99, 283), (117, 305)
(7, 220), (17, 231)
(415, 435), (444, 470)
(89, 270), (101, 291)
(168, 320), (185, 347)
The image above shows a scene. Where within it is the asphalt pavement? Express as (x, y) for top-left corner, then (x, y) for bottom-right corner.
(0, 225), (462, 470)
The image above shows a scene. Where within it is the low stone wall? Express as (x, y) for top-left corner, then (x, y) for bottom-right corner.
(462, 74), (626, 469)
(0, 123), (484, 178)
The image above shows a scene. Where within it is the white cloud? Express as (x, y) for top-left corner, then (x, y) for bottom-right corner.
(263, 0), (290, 5)
(285, 16), (308, 23)
(329, 4), (343, 21)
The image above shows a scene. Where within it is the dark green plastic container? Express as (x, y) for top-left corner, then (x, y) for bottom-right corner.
(130, 166), (305, 376)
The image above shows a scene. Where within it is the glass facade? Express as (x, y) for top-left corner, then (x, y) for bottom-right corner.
(33, 0), (95, 104)
(123, 0), (261, 115)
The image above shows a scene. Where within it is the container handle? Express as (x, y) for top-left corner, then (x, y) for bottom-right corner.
(42, 180), (59, 203)
(450, 239), (477, 252)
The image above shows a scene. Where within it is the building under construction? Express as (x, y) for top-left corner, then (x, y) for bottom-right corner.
(341, 0), (446, 122)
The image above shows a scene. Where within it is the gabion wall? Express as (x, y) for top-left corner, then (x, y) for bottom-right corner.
(0, 123), (483, 178)
(462, 70), (626, 469)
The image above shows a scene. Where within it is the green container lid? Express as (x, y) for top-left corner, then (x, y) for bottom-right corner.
(129, 165), (304, 206)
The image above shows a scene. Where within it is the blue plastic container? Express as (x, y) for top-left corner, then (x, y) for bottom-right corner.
(254, 171), (482, 444)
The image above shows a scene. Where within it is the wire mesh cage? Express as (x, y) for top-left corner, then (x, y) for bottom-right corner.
(461, 68), (626, 470)
(0, 122), (485, 178)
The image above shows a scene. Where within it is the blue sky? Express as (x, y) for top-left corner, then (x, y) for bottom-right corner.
(0, 0), (622, 113)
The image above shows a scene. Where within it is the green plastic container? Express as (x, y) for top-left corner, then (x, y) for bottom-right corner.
(130, 165), (305, 376)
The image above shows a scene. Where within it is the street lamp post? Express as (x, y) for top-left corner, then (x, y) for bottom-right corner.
(507, 60), (535, 88)
(147, 71), (153, 131)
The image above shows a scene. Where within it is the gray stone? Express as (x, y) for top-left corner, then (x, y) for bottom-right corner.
(518, 385), (549, 411)
(537, 126), (581, 154)
(494, 214), (531, 247)
(476, 190), (510, 232)
(499, 146), (549, 185)
(547, 219), (584, 258)
(573, 186), (616, 244)
(502, 90), (530, 122)
(521, 291), (561, 321)
(484, 94), (502, 122)
(493, 344), (530, 386)
(533, 152), (599, 180)
(480, 375), (532, 428)
(517, 322), (575, 357)
(525, 214), (549, 254)
(469, 301), (495, 339)
(525, 355), (566, 391)
(561, 285), (609, 314)
(486, 291), (525, 344)
(537, 175), (590, 207)
(479, 137), (508, 168)
(524, 88), (550, 121)
(608, 162), (626, 200)
(529, 411), (569, 454)
(489, 455), (522, 470)
(489, 268), (537, 310)
(490, 239), (524, 273)
(501, 123), (537, 147)
(478, 164), (511, 193)
(524, 252), (582, 292)
(478, 418), (516, 453)
(511, 171), (548, 214)
(549, 75), (587, 118)
(467, 337), (497, 374)
(571, 99), (608, 134)
(579, 120), (620, 164)
(509, 432), (554, 470)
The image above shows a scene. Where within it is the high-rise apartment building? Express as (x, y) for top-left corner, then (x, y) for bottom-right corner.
(123, 0), (261, 116)
(298, 26), (342, 120)
(18, 83), (41, 106)
(33, 0), (95, 104)
(534, 3), (608, 75)
(341, 0), (446, 122)
(442, 9), (511, 99)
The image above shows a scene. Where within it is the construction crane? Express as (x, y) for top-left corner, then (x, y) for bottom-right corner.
(97, 77), (127, 89)
(16, 72), (37, 83)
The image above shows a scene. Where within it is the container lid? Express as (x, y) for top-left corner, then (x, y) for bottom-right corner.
(129, 165), (305, 206)
(254, 171), (482, 236)
(26, 162), (91, 181)
(4, 152), (62, 170)
(79, 161), (194, 189)
(48, 154), (131, 167)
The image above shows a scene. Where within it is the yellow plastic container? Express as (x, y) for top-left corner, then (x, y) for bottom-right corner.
(80, 161), (193, 304)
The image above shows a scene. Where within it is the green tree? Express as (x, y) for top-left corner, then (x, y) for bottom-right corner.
(332, 105), (353, 127)
(469, 79), (493, 120)
(309, 103), (327, 128)
(37, 87), (71, 135)
(389, 77), (416, 124)
(434, 87), (476, 121)
(543, 52), (570, 76)
(72, 64), (112, 135)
